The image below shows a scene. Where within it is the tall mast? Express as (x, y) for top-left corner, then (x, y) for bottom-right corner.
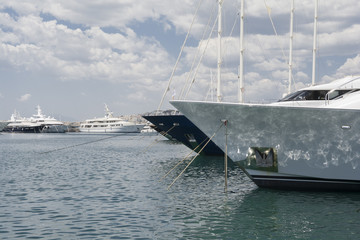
(238, 0), (244, 103)
(311, 0), (318, 86)
(217, 0), (223, 102)
(288, 0), (294, 94)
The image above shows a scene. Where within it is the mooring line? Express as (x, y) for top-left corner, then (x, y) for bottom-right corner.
(159, 135), (210, 182)
(167, 122), (224, 190)
(137, 124), (178, 155)
(39, 134), (125, 154)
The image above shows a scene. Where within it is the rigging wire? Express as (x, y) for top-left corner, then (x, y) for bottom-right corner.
(184, 13), (219, 99)
(263, 0), (299, 91)
(157, 0), (203, 112)
(179, 2), (217, 100)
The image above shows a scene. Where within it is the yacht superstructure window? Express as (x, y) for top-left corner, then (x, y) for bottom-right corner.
(279, 90), (352, 102)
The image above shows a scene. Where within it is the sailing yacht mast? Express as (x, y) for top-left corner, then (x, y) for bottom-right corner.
(217, 0), (223, 102)
(238, 0), (244, 103)
(288, 0), (294, 94)
(311, 0), (318, 86)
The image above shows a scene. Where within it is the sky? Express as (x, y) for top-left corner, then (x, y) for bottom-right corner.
(0, 0), (359, 121)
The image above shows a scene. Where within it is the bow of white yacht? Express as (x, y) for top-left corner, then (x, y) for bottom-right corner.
(171, 76), (360, 190)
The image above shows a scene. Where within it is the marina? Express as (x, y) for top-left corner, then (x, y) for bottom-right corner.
(1, 0), (360, 239)
(1, 133), (359, 239)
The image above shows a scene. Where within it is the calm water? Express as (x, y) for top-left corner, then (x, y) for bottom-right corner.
(0, 133), (359, 239)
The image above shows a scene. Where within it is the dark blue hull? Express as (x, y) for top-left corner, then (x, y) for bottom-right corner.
(142, 114), (224, 156)
(3, 126), (45, 133)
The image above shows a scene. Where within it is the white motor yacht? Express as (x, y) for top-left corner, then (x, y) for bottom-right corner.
(79, 105), (144, 133)
(4, 106), (67, 133)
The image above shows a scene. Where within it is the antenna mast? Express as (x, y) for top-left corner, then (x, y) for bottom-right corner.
(217, 0), (223, 102)
(311, 0), (318, 86)
(238, 0), (245, 103)
(288, 0), (294, 94)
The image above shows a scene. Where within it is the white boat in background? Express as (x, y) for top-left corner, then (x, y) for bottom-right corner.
(30, 105), (67, 133)
(171, 76), (360, 191)
(140, 124), (158, 135)
(79, 104), (144, 133)
(4, 106), (67, 133)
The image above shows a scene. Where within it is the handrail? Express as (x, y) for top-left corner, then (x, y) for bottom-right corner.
(324, 76), (360, 105)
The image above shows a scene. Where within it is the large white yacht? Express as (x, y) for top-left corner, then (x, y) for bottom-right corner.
(79, 105), (144, 133)
(171, 76), (360, 191)
(4, 106), (67, 133)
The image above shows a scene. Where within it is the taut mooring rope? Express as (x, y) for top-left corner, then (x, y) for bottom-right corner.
(159, 136), (210, 182)
(167, 122), (225, 190)
(39, 134), (125, 154)
(137, 124), (178, 155)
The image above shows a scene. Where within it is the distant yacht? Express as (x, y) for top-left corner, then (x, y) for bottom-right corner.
(79, 104), (144, 133)
(3, 106), (67, 133)
(140, 124), (158, 135)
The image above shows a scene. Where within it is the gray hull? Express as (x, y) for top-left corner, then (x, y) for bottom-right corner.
(171, 100), (360, 190)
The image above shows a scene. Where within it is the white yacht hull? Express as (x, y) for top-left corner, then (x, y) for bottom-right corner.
(79, 125), (143, 133)
(171, 100), (360, 190)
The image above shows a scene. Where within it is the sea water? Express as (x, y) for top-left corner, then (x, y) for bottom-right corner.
(0, 133), (359, 239)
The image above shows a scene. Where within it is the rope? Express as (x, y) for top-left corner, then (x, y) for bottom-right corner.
(157, 0), (203, 111)
(179, 2), (217, 99)
(137, 124), (177, 155)
(39, 134), (125, 154)
(159, 134), (211, 182)
(167, 122), (224, 190)
(184, 12), (219, 99)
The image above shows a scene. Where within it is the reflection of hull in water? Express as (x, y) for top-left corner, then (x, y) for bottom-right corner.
(171, 100), (360, 191)
(226, 188), (360, 239)
(3, 125), (45, 133)
(41, 125), (67, 133)
(142, 114), (224, 156)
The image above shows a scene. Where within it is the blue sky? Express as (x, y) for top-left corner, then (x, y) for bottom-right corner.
(0, 0), (359, 121)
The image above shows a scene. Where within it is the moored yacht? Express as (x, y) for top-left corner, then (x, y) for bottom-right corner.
(3, 106), (67, 133)
(79, 104), (144, 133)
(30, 105), (67, 133)
(171, 76), (360, 191)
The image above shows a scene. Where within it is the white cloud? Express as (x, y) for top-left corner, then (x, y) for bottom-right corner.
(335, 54), (360, 77)
(18, 93), (31, 102)
(0, 14), (172, 84)
(0, 0), (359, 119)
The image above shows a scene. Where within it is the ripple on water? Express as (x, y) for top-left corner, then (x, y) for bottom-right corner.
(1, 134), (360, 239)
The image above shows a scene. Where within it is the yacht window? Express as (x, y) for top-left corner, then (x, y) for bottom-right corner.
(279, 90), (352, 102)
(327, 90), (352, 100)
